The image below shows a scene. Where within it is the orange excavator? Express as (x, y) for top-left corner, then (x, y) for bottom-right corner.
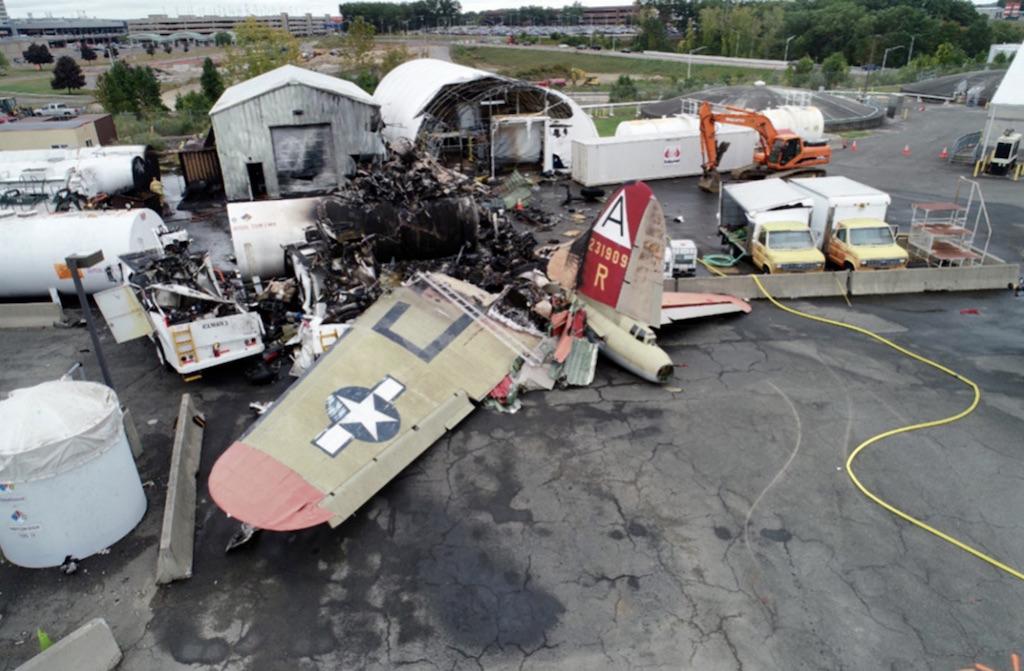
(698, 101), (831, 193)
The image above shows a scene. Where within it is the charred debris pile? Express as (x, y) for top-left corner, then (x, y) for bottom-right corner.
(274, 147), (552, 326)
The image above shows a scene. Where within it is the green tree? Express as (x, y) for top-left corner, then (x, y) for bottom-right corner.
(343, 16), (377, 69)
(163, 43), (173, 54)
(821, 52), (848, 88)
(934, 41), (966, 66)
(786, 55), (815, 87)
(609, 74), (639, 102)
(145, 43), (156, 56)
(96, 61), (164, 117)
(175, 90), (212, 116)
(80, 42), (97, 62)
(22, 43), (53, 70)
(200, 57), (224, 102)
(0, 51), (9, 73)
(225, 18), (300, 82)
(634, 15), (670, 52)
(214, 31), (233, 47)
(51, 56), (86, 94)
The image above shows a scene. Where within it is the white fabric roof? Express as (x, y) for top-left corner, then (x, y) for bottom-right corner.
(990, 42), (1024, 108)
(0, 381), (123, 483)
(373, 58), (596, 142)
(210, 65), (377, 115)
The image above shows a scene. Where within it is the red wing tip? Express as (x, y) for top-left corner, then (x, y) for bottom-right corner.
(209, 441), (333, 531)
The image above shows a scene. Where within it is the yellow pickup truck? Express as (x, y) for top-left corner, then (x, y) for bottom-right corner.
(825, 218), (908, 270)
(750, 221), (826, 274)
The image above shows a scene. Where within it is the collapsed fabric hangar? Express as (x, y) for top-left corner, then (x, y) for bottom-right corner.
(374, 59), (598, 173)
(210, 65), (385, 202)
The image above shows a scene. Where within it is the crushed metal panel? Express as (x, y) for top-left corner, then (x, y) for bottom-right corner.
(563, 338), (598, 386)
(94, 285), (153, 343)
(209, 281), (532, 531)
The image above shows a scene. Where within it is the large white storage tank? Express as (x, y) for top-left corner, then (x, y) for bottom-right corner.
(0, 381), (146, 569)
(762, 106), (825, 141)
(0, 209), (165, 298)
(615, 116), (700, 137)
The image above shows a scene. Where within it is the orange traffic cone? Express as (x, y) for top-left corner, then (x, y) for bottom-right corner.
(850, 140), (858, 152)
(939, 146), (949, 160)
(902, 144), (911, 157)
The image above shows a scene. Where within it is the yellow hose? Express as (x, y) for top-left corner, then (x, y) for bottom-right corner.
(698, 259), (1024, 581)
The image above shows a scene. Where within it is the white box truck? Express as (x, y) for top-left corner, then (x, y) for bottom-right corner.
(788, 176), (908, 270)
(718, 179), (825, 273)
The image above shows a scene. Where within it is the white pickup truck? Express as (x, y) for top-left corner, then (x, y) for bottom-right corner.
(34, 103), (80, 118)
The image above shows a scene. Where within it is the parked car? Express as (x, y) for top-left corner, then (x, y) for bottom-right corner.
(33, 103), (80, 118)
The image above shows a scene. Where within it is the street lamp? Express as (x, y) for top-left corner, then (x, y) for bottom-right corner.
(882, 45), (905, 71)
(907, 35), (917, 65)
(784, 34), (796, 62)
(65, 250), (114, 389)
(688, 45), (708, 78)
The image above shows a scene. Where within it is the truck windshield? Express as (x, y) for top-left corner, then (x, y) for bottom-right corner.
(768, 230), (814, 249)
(849, 227), (894, 245)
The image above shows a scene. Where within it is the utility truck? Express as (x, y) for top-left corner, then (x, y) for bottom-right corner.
(719, 179), (825, 273)
(663, 239), (698, 278)
(788, 176), (908, 270)
(985, 129), (1021, 177)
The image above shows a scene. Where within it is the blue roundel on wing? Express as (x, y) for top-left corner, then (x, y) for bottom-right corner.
(324, 385), (401, 444)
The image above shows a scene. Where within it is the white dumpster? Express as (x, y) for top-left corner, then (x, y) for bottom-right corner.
(0, 380), (146, 568)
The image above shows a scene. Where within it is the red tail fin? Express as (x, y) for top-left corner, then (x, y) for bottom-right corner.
(576, 181), (666, 325)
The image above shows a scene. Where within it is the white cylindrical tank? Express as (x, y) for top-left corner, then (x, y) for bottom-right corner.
(0, 209), (165, 297)
(0, 381), (146, 569)
(67, 156), (142, 197)
(762, 106), (825, 141)
(615, 115), (700, 137)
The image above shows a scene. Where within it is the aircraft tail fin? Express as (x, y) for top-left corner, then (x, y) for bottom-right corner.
(548, 181), (666, 326)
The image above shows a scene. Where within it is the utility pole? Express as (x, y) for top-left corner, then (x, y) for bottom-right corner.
(688, 45), (708, 79)
(907, 34), (916, 65)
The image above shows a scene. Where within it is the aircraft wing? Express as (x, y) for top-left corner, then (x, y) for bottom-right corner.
(209, 276), (535, 531)
(660, 291), (751, 326)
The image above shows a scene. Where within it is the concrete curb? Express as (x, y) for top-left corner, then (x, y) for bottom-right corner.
(0, 302), (62, 329)
(156, 393), (204, 585)
(669, 263), (1019, 300)
(14, 618), (121, 671)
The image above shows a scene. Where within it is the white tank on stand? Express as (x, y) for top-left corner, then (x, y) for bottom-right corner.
(0, 381), (146, 569)
(615, 116), (700, 137)
(0, 208), (166, 298)
(762, 106), (825, 141)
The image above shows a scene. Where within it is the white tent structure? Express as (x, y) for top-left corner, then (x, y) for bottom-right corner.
(980, 42), (1024, 157)
(374, 58), (597, 174)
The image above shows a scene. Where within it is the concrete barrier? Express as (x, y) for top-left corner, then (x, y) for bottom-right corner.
(156, 393), (204, 585)
(0, 302), (62, 329)
(669, 264), (1019, 301)
(15, 618), (121, 671)
(849, 264), (1019, 296)
(670, 271), (849, 300)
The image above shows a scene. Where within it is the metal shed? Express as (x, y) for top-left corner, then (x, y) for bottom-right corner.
(209, 65), (384, 202)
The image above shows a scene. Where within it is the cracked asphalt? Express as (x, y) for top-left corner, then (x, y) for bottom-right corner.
(2, 104), (1023, 670)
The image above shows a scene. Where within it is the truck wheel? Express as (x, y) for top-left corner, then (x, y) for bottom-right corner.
(844, 262), (855, 271)
(761, 265), (771, 274)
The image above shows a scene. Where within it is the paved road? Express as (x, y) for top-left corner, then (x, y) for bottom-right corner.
(464, 43), (790, 71)
(2, 105), (1023, 671)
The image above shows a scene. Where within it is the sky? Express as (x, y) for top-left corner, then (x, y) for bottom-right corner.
(4, 0), (633, 20)
(4, 0), (997, 20)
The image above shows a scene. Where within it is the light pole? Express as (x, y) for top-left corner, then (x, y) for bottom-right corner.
(784, 34), (796, 62)
(907, 35), (916, 65)
(66, 250), (114, 389)
(688, 45), (708, 79)
(882, 45), (905, 71)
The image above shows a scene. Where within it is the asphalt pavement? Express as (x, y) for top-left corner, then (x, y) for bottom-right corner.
(1, 103), (1023, 671)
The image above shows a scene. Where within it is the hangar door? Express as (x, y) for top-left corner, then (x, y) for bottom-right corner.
(270, 124), (337, 196)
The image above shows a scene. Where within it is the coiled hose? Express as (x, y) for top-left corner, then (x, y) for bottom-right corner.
(699, 258), (1024, 582)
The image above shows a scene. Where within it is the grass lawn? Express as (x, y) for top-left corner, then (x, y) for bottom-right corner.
(452, 45), (772, 82)
(0, 75), (93, 96)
